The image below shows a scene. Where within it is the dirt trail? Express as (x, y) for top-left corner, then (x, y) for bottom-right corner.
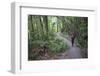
(55, 32), (82, 59)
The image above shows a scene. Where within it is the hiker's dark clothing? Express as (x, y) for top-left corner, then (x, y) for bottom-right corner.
(71, 35), (75, 47)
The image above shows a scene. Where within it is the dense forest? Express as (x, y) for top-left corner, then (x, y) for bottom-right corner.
(28, 15), (88, 60)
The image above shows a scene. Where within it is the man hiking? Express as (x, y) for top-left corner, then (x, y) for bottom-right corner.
(71, 32), (76, 47)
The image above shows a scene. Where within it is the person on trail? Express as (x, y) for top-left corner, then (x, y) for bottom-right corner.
(71, 32), (76, 47)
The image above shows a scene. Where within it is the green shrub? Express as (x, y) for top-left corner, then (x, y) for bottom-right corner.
(28, 32), (69, 60)
(48, 38), (69, 54)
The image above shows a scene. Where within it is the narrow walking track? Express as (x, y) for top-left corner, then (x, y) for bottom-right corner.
(55, 32), (82, 59)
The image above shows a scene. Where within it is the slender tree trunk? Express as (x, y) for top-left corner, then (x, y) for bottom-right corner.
(43, 16), (49, 40)
(39, 16), (44, 40)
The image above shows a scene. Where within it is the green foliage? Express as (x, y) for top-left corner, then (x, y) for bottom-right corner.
(61, 17), (88, 48)
(29, 34), (68, 54)
(28, 15), (88, 60)
(48, 38), (69, 54)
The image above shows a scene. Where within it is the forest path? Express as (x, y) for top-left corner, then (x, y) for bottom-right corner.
(55, 32), (82, 59)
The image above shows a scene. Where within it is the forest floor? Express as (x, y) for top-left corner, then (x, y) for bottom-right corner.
(52, 32), (83, 59)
